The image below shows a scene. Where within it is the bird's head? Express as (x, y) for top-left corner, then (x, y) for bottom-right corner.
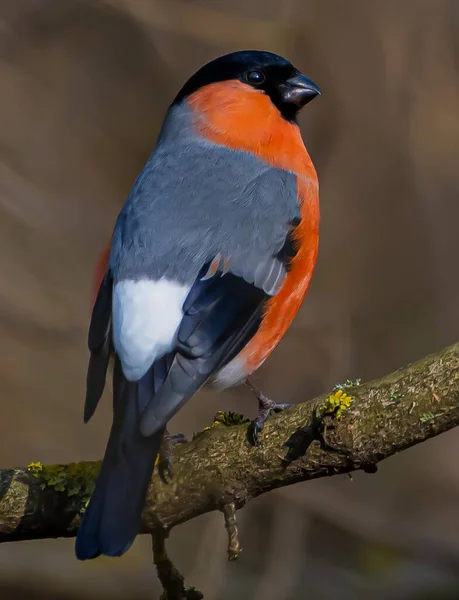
(173, 50), (321, 123)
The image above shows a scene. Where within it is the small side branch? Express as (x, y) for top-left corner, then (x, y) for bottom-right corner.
(222, 503), (241, 560)
(152, 529), (203, 600)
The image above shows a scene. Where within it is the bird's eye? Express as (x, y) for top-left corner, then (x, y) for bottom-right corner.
(246, 70), (265, 85)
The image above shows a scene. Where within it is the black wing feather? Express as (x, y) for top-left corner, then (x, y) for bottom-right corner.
(84, 272), (113, 423)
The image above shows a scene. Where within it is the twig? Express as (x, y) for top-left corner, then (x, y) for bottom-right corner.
(152, 529), (203, 600)
(222, 503), (241, 560)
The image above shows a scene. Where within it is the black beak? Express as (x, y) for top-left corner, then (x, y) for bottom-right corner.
(279, 73), (321, 108)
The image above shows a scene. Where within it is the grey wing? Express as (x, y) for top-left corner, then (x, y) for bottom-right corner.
(109, 141), (301, 293)
(220, 165), (301, 294)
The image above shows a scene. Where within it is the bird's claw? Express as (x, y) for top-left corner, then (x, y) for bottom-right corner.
(157, 432), (187, 484)
(271, 402), (293, 413)
(248, 418), (263, 446)
(248, 402), (293, 445)
(157, 459), (173, 485)
(245, 380), (293, 446)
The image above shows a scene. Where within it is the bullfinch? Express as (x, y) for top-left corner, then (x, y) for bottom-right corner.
(75, 50), (320, 560)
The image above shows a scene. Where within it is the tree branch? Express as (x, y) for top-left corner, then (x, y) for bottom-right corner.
(1, 341), (458, 592)
(152, 529), (203, 600)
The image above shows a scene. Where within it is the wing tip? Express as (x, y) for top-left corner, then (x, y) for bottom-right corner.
(75, 536), (133, 560)
(84, 388), (102, 423)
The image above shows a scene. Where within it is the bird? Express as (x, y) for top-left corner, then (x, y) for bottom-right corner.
(75, 50), (321, 561)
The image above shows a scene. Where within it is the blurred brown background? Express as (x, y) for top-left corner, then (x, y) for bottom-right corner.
(0, 1), (459, 598)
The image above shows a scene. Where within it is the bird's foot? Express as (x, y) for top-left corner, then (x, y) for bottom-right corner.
(156, 430), (187, 484)
(245, 379), (293, 446)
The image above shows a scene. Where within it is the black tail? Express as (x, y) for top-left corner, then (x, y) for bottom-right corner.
(75, 357), (165, 559)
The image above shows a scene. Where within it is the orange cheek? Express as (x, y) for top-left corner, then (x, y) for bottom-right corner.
(188, 80), (318, 180)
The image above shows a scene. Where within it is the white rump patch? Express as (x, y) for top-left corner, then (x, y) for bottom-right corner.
(213, 356), (247, 389)
(112, 278), (190, 381)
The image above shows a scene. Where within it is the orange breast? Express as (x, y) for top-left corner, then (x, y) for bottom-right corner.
(188, 80), (320, 376)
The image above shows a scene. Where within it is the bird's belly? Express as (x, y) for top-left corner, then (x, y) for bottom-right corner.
(212, 292), (304, 390)
(214, 231), (319, 389)
(211, 355), (251, 389)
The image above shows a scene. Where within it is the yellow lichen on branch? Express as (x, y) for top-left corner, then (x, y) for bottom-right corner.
(321, 389), (353, 420)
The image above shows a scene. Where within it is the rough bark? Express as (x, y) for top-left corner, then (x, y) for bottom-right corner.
(1, 341), (458, 545)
